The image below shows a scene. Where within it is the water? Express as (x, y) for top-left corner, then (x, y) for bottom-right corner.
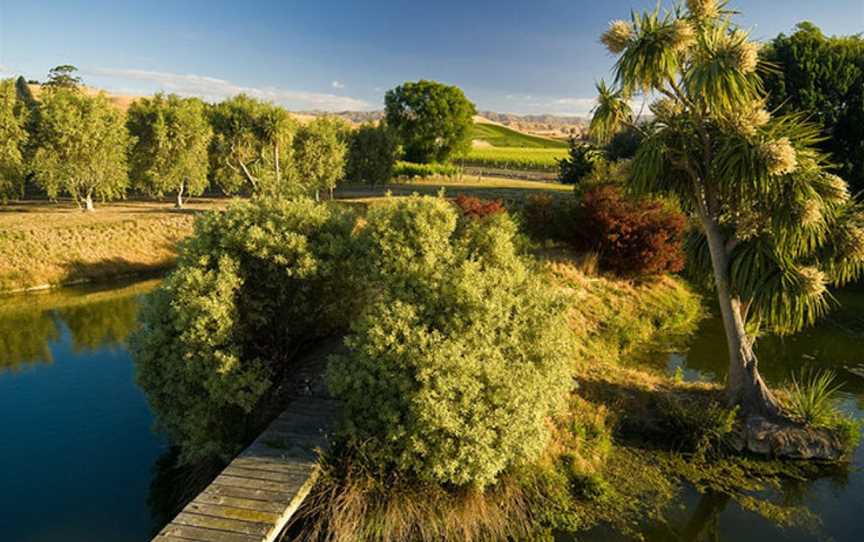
(0, 279), (167, 542)
(600, 288), (864, 542)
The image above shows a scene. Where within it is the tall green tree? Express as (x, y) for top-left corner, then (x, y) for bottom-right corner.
(208, 95), (297, 196)
(384, 80), (476, 163)
(127, 94), (212, 208)
(44, 65), (82, 89)
(293, 117), (348, 200)
(592, 0), (864, 417)
(32, 88), (129, 211)
(762, 22), (864, 194)
(0, 79), (28, 202)
(346, 123), (398, 185)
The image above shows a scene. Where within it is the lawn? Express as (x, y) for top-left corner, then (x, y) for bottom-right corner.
(0, 198), (230, 292)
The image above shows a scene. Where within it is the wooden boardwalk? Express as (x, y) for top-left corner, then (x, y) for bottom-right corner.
(153, 341), (342, 542)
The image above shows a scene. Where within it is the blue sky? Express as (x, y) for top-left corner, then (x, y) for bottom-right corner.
(1, 1), (862, 114)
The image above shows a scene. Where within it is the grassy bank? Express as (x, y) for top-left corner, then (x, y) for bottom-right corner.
(0, 199), (228, 292)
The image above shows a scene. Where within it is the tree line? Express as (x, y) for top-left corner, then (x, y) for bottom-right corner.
(0, 67), (404, 209)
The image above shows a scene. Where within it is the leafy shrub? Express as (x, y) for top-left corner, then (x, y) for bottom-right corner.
(574, 185), (686, 275)
(393, 160), (459, 179)
(557, 140), (602, 184)
(346, 123), (398, 185)
(526, 186), (686, 276)
(132, 198), (358, 462)
(453, 194), (504, 219)
(327, 195), (575, 487)
(604, 125), (643, 161)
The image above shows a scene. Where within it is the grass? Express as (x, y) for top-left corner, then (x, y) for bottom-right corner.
(463, 147), (569, 172)
(782, 368), (845, 427)
(335, 176), (573, 207)
(0, 198), (229, 292)
(469, 122), (568, 149)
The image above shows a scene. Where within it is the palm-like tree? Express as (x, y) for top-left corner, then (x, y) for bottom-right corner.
(592, 0), (864, 418)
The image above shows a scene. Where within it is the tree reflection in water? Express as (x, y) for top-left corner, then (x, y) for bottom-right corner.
(0, 279), (158, 372)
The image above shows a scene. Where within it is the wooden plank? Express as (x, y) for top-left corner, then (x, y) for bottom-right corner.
(202, 484), (294, 505)
(221, 465), (311, 484)
(159, 524), (259, 542)
(195, 492), (287, 514)
(213, 474), (301, 494)
(174, 511), (271, 536)
(231, 456), (317, 476)
(185, 502), (281, 524)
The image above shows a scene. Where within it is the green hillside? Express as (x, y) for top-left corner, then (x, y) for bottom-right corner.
(470, 122), (568, 148)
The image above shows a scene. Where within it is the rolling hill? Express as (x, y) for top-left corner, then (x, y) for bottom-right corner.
(469, 121), (569, 149)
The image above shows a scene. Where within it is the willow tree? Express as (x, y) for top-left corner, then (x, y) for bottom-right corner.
(33, 88), (129, 211)
(0, 78), (28, 202)
(592, 0), (864, 418)
(208, 95), (297, 196)
(293, 117), (348, 201)
(127, 94), (212, 208)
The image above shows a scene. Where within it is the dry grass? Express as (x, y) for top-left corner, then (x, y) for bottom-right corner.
(0, 198), (231, 292)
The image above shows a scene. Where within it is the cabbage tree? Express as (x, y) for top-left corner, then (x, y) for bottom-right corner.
(592, 0), (864, 417)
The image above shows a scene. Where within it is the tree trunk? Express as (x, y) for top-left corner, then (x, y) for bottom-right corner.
(176, 181), (185, 209)
(315, 189), (320, 202)
(329, 186), (334, 200)
(84, 191), (94, 212)
(699, 211), (783, 419)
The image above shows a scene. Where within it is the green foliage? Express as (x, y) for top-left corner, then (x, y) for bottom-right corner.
(127, 93), (212, 206)
(781, 368), (845, 427)
(208, 94), (298, 196)
(346, 123), (397, 185)
(762, 22), (864, 193)
(464, 147), (568, 172)
(132, 199), (358, 462)
(44, 65), (82, 89)
(604, 125), (643, 161)
(327, 196), (575, 487)
(385, 80), (476, 163)
(557, 140), (602, 184)
(392, 160), (459, 179)
(0, 79), (28, 202)
(468, 122), (568, 148)
(294, 116), (349, 197)
(32, 88), (129, 209)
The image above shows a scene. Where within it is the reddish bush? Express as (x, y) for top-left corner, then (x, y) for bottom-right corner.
(453, 194), (505, 219)
(574, 186), (686, 275)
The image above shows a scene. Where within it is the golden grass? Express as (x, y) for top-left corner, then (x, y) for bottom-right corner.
(0, 198), (230, 292)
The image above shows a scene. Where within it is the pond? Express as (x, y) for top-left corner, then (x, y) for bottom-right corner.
(1, 279), (862, 541)
(0, 279), (168, 542)
(581, 287), (864, 542)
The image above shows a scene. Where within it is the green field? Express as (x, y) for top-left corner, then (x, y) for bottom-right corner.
(463, 146), (569, 171)
(469, 122), (568, 148)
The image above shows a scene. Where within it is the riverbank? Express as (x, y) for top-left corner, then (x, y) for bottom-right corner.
(0, 199), (229, 292)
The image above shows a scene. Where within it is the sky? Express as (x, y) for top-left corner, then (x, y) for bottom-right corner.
(1, 1), (862, 115)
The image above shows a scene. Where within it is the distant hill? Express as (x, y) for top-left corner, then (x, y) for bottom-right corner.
(477, 111), (587, 140)
(469, 122), (568, 149)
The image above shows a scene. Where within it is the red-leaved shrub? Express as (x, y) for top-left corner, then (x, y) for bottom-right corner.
(573, 186), (686, 275)
(521, 186), (686, 275)
(453, 194), (505, 219)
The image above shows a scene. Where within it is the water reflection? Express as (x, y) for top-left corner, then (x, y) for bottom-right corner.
(0, 279), (157, 371)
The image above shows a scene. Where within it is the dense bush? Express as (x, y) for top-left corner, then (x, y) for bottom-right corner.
(522, 186), (686, 276)
(452, 194), (504, 219)
(346, 123), (398, 185)
(393, 160), (459, 179)
(327, 195), (575, 487)
(574, 186), (686, 276)
(131, 199), (359, 462)
(557, 140), (601, 184)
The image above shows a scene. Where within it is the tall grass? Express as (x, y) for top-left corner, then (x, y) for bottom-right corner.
(783, 368), (844, 427)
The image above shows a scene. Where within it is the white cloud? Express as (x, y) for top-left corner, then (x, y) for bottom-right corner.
(331, 80), (345, 89)
(82, 67), (371, 111)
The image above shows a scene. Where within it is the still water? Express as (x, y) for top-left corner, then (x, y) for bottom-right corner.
(592, 288), (864, 542)
(0, 279), (166, 542)
(0, 279), (862, 541)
